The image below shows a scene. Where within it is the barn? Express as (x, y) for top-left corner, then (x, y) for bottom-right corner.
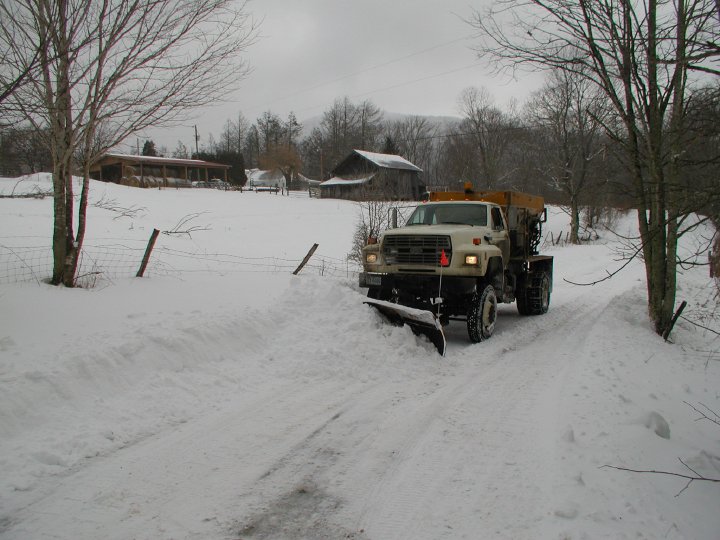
(320, 150), (424, 201)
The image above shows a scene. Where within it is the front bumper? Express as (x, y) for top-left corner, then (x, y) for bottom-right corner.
(359, 272), (477, 294)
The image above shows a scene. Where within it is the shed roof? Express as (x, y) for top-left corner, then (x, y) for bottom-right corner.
(100, 153), (230, 169)
(320, 175), (374, 187)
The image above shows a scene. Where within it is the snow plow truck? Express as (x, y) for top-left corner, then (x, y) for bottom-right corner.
(359, 184), (553, 355)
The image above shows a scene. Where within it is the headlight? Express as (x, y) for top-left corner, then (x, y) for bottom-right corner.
(366, 253), (378, 263)
(465, 255), (478, 265)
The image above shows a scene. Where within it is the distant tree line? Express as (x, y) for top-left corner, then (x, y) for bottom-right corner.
(3, 78), (717, 219)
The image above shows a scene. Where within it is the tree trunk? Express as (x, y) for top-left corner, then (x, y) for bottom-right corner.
(65, 168), (92, 286)
(569, 195), (580, 244)
(51, 161), (69, 284)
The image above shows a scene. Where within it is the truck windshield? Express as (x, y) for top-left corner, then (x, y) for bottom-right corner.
(406, 203), (488, 227)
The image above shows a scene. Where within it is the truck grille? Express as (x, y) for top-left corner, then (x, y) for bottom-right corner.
(382, 235), (452, 266)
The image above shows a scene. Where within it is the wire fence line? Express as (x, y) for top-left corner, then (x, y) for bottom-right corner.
(1, 229), (584, 286)
(0, 239), (362, 286)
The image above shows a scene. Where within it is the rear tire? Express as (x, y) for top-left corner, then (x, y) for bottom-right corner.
(467, 284), (497, 343)
(517, 271), (550, 315)
(516, 276), (530, 315)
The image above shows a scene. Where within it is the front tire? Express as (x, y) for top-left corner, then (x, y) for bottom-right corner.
(467, 284), (498, 343)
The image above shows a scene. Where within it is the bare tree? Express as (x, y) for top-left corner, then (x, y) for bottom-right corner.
(218, 119), (236, 154)
(255, 111), (283, 154)
(172, 140), (190, 159)
(526, 68), (607, 243)
(244, 125), (260, 169)
(469, 0), (720, 336)
(348, 198), (397, 264)
(234, 112), (249, 156)
(386, 116), (438, 182)
(1, 0), (256, 286)
(321, 97), (359, 165)
(356, 99), (384, 150)
(458, 87), (515, 189)
(0, 2), (46, 118)
(284, 112), (302, 149)
(0, 124), (52, 174)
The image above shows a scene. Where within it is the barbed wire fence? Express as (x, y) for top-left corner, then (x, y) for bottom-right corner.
(0, 237), (362, 287)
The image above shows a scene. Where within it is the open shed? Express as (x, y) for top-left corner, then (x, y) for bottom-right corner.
(90, 153), (230, 188)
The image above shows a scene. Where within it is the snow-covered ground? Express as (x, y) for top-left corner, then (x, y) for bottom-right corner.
(1, 174), (718, 540)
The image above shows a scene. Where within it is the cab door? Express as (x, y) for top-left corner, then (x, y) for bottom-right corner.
(489, 206), (511, 264)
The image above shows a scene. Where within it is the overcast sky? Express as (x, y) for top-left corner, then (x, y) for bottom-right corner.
(142, 0), (546, 154)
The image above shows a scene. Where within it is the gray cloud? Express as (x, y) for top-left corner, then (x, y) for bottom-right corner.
(143, 0), (544, 152)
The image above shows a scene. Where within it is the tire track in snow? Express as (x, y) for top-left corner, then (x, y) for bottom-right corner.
(2, 376), (360, 540)
(214, 278), (605, 538)
(261, 276), (643, 539)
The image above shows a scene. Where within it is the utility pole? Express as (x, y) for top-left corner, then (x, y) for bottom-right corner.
(193, 125), (200, 182)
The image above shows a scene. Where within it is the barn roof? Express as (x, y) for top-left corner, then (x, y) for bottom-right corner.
(352, 150), (422, 172)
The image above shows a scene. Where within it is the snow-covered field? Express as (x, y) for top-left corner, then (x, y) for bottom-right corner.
(1, 174), (718, 540)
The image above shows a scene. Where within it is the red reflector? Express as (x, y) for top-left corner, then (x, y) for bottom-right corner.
(440, 249), (449, 266)
(367, 236), (377, 245)
(473, 238), (481, 245)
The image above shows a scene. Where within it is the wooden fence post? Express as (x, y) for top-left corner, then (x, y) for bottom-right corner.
(137, 228), (160, 277)
(293, 243), (319, 275)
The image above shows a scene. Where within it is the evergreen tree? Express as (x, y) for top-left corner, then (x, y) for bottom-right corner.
(142, 140), (158, 156)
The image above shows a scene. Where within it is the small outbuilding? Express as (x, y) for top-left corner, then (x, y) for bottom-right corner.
(90, 153), (230, 188)
(320, 150), (424, 201)
(246, 168), (286, 189)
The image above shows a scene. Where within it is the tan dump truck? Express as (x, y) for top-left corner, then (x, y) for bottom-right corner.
(359, 185), (553, 355)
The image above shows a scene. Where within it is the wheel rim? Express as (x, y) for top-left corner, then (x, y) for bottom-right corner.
(483, 294), (497, 335)
(541, 276), (550, 310)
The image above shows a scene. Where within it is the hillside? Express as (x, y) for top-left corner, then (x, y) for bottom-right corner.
(0, 174), (718, 540)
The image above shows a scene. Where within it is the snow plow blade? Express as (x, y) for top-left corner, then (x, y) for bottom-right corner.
(364, 299), (447, 356)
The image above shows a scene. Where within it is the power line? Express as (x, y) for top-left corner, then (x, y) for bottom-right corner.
(292, 61), (485, 116)
(351, 62), (484, 101)
(245, 34), (479, 114)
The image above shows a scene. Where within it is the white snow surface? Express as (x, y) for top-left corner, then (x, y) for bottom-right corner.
(1, 174), (719, 540)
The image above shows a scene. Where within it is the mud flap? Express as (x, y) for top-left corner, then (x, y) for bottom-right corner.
(364, 299), (447, 356)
